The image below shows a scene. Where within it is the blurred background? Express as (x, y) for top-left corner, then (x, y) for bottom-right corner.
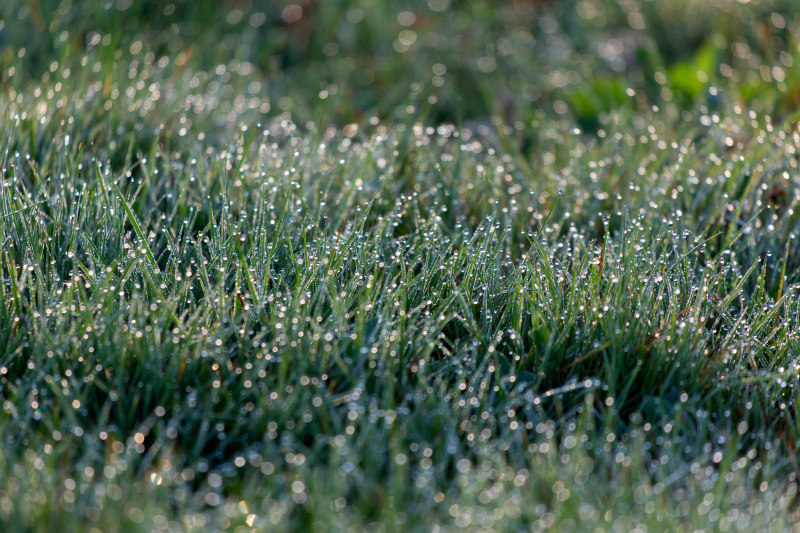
(2, 0), (799, 132)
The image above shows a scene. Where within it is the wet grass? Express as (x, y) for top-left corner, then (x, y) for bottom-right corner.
(2, 1), (800, 531)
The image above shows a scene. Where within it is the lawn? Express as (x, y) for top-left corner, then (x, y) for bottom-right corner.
(2, 0), (800, 531)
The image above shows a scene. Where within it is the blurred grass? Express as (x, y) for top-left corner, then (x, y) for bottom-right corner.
(4, 0), (800, 127)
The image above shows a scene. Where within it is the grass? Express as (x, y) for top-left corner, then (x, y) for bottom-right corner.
(2, 0), (800, 531)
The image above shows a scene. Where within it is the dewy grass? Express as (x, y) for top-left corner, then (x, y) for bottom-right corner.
(3, 0), (800, 531)
(2, 102), (800, 530)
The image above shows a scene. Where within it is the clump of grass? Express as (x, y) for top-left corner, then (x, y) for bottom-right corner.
(3, 0), (800, 530)
(2, 102), (800, 529)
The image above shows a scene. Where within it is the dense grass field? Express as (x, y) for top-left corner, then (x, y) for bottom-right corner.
(3, 0), (800, 531)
